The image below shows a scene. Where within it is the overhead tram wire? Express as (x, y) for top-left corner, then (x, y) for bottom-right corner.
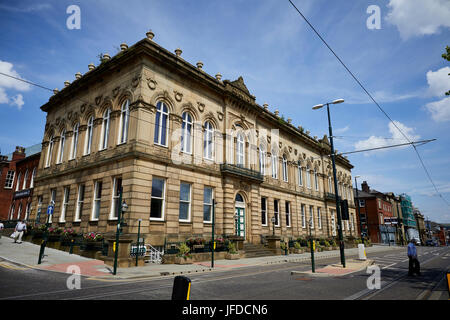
(287, 0), (449, 206)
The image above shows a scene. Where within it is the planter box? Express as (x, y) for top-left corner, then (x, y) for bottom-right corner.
(174, 256), (193, 264)
(225, 253), (240, 260)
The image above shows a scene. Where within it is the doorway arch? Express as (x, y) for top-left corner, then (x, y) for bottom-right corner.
(234, 193), (246, 239)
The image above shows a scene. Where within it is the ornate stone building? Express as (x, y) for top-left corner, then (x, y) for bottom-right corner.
(30, 31), (356, 248)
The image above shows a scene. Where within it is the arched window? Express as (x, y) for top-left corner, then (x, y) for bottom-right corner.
(298, 164), (303, 186)
(22, 169), (28, 190)
(181, 112), (193, 154)
(15, 172), (21, 191)
(203, 121), (214, 160)
(328, 176), (333, 193)
(154, 101), (169, 146)
(84, 116), (93, 155)
(271, 149), (278, 179)
(57, 129), (66, 164)
(282, 156), (288, 182)
(236, 132), (245, 167)
(119, 99), (130, 144)
(45, 135), (54, 168)
(259, 144), (266, 175)
(17, 202), (23, 220)
(30, 167), (36, 188)
(100, 108), (111, 150)
(235, 193), (244, 202)
(9, 204), (15, 220)
(70, 123), (79, 160)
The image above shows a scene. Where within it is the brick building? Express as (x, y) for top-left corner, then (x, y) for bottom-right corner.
(354, 181), (394, 244)
(30, 31), (356, 250)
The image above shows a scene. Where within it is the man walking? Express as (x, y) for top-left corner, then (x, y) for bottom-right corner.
(407, 239), (421, 276)
(14, 220), (27, 244)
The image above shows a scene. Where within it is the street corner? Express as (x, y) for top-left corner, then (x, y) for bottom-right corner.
(35, 259), (112, 277)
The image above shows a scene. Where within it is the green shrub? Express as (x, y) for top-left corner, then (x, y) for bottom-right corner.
(294, 241), (301, 249)
(177, 243), (191, 259)
(227, 242), (238, 254)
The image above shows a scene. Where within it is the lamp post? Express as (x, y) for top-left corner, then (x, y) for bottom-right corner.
(211, 199), (216, 268)
(135, 218), (142, 267)
(313, 98), (346, 268)
(309, 217), (315, 273)
(113, 187), (127, 275)
(354, 175), (364, 244)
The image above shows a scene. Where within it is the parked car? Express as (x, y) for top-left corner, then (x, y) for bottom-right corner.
(425, 239), (438, 246)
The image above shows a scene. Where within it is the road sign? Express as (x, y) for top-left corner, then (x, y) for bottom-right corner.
(47, 205), (54, 215)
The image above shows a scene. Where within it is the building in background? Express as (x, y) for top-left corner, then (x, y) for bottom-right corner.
(0, 145), (41, 221)
(385, 192), (405, 245)
(400, 194), (420, 244)
(413, 206), (426, 245)
(353, 181), (394, 244)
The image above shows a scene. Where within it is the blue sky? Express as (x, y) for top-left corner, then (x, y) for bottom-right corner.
(0, 0), (449, 222)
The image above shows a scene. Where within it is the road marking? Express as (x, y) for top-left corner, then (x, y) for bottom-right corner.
(0, 262), (29, 271)
(381, 263), (397, 270)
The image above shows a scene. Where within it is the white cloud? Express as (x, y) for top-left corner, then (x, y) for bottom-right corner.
(426, 67), (450, 97)
(385, 0), (450, 40)
(334, 126), (350, 134)
(354, 120), (420, 155)
(0, 60), (30, 110)
(425, 97), (450, 122)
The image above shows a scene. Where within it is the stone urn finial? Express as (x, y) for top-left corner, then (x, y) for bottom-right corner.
(53, 88), (59, 95)
(263, 103), (268, 110)
(75, 72), (82, 80)
(175, 48), (182, 57)
(196, 61), (204, 69)
(88, 63), (95, 71)
(64, 81), (70, 87)
(103, 53), (111, 61)
(274, 109), (279, 117)
(120, 43), (128, 51)
(215, 73), (222, 81)
(146, 30), (155, 40)
(287, 118), (292, 124)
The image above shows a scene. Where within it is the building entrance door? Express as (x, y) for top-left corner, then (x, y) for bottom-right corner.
(235, 193), (245, 238)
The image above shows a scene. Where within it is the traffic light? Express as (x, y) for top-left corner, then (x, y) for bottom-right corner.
(340, 199), (349, 220)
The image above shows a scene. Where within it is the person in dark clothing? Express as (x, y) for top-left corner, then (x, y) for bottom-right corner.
(407, 239), (421, 276)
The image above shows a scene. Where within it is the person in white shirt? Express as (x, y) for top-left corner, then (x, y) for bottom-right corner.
(14, 220), (27, 244)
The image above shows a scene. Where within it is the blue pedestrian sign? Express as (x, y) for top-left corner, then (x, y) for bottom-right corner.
(47, 205), (54, 215)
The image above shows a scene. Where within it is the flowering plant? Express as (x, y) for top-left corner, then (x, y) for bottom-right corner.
(215, 237), (225, 244)
(48, 227), (63, 234)
(83, 232), (103, 242)
(61, 228), (76, 238)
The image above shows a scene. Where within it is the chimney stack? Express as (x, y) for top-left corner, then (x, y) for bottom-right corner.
(361, 181), (370, 193)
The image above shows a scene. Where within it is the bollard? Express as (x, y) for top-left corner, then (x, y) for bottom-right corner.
(358, 243), (367, 261)
(69, 238), (74, 255)
(38, 239), (47, 264)
(172, 276), (191, 300)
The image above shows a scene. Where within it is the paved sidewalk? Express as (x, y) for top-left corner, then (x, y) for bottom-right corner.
(0, 235), (404, 280)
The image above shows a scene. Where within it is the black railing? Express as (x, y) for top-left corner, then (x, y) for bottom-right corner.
(220, 163), (264, 182)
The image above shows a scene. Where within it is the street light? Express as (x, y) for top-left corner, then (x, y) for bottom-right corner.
(113, 188), (127, 275)
(313, 98), (346, 268)
(354, 175), (364, 244)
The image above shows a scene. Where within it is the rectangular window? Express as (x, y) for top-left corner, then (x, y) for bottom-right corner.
(261, 197), (267, 226)
(75, 184), (85, 222)
(298, 166), (303, 186)
(314, 170), (319, 191)
(60, 186), (70, 223)
(306, 169), (311, 189)
(301, 204), (306, 228)
(328, 177), (333, 193)
(150, 177), (165, 220)
(36, 196), (43, 221)
(274, 199), (280, 227)
(179, 182), (191, 222)
(92, 181), (102, 220)
(4, 170), (15, 189)
(203, 187), (213, 223)
(309, 206), (314, 229)
(359, 199), (365, 207)
(110, 177), (122, 219)
(318, 207), (322, 229)
(285, 201), (291, 227)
